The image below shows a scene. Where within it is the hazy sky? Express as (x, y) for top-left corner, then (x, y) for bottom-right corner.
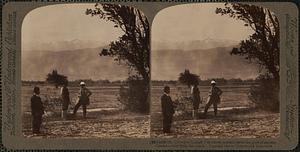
(22, 3), (258, 80)
(22, 3), (254, 51)
(152, 3), (254, 43)
(21, 4), (128, 81)
(22, 4), (123, 51)
(151, 3), (258, 80)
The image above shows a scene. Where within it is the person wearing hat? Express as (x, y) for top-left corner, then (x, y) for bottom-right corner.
(60, 82), (70, 120)
(161, 86), (175, 133)
(73, 81), (92, 118)
(31, 86), (44, 134)
(203, 80), (222, 116)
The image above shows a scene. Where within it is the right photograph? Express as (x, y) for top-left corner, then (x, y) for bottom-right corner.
(151, 3), (280, 138)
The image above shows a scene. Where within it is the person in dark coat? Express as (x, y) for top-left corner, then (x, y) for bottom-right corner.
(161, 86), (175, 133)
(203, 80), (222, 116)
(192, 84), (201, 119)
(31, 86), (44, 134)
(60, 83), (70, 120)
(73, 81), (92, 118)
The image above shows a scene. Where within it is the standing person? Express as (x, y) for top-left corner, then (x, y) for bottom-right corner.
(192, 84), (201, 119)
(203, 80), (223, 117)
(161, 86), (175, 133)
(31, 86), (44, 134)
(73, 81), (92, 118)
(60, 82), (70, 120)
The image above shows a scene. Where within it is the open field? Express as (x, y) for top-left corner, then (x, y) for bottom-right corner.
(22, 84), (149, 138)
(150, 84), (280, 138)
(22, 83), (280, 138)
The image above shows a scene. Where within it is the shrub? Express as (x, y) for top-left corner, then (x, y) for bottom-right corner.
(42, 95), (62, 116)
(173, 96), (193, 117)
(46, 70), (68, 88)
(248, 75), (279, 112)
(118, 76), (149, 114)
(178, 69), (200, 88)
(42, 94), (78, 117)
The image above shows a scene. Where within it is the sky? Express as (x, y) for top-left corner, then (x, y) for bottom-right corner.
(152, 3), (254, 44)
(22, 3), (254, 51)
(22, 4), (124, 51)
(21, 3), (259, 81)
(21, 4), (128, 81)
(151, 3), (259, 80)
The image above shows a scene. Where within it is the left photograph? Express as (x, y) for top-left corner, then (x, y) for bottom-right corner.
(21, 3), (150, 138)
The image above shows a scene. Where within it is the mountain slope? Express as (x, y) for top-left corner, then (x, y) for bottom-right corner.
(152, 39), (240, 50)
(152, 46), (259, 80)
(22, 48), (129, 81)
(22, 46), (260, 81)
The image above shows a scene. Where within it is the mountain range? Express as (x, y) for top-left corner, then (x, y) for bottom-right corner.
(152, 38), (240, 50)
(21, 47), (129, 81)
(151, 46), (259, 80)
(22, 39), (108, 51)
(22, 39), (259, 81)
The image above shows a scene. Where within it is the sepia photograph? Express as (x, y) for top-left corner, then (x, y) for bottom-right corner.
(151, 3), (280, 138)
(2, 0), (299, 150)
(21, 3), (150, 138)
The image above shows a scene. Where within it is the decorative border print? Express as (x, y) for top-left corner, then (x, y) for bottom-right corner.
(1, 1), (299, 150)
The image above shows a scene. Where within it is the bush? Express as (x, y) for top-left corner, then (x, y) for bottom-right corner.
(42, 95), (62, 117)
(248, 75), (279, 112)
(42, 94), (77, 117)
(178, 69), (200, 88)
(173, 96), (193, 117)
(46, 70), (68, 88)
(118, 76), (149, 114)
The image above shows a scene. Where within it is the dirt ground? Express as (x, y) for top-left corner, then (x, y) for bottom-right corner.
(23, 110), (150, 138)
(151, 109), (279, 138)
(150, 84), (280, 138)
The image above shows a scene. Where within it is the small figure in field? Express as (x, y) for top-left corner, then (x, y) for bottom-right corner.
(73, 81), (92, 118)
(191, 84), (201, 119)
(161, 86), (175, 133)
(203, 80), (222, 117)
(31, 86), (45, 134)
(60, 82), (70, 120)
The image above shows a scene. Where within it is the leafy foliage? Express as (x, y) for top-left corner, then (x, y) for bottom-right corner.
(86, 4), (150, 82)
(46, 70), (68, 88)
(173, 96), (193, 117)
(248, 74), (279, 112)
(178, 69), (200, 88)
(216, 3), (279, 112)
(86, 4), (150, 114)
(216, 3), (279, 81)
(118, 76), (149, 113)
